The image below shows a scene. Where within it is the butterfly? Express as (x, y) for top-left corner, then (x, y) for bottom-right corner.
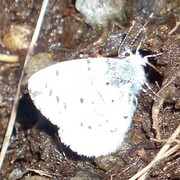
(28, 46), (149, 157)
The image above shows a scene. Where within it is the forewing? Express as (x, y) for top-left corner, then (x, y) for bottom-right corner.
(28, 57), (136, 156)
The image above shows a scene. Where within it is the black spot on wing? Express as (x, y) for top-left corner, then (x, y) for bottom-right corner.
(56, 96), (60, 103)
(80, 98), (84, 103)
(110, 128), (117, 133)
(49, 89), (52, 96)
(87, 59), (91, 64)
(56, 70), (59, 76)
(63, 103), (67, 109)
(86, 59), (91, 71)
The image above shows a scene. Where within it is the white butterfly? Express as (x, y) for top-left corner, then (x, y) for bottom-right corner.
(28, 48), (148, 157)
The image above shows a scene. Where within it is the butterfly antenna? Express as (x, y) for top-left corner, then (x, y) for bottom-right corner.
(118, 20), (136, 54)
(130, 13), (154, 47)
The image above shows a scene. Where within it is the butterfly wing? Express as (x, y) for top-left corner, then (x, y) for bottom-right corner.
(28, 57), (137, 156)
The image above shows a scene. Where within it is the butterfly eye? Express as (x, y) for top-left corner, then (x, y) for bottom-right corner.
(124, 52), (130, 57)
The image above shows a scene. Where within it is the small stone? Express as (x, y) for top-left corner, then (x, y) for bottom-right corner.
(75, 0), (126, 32)
(2, 24), (33, 51)
(22, 53), (55, 87)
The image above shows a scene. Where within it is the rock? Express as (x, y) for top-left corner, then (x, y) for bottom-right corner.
(75, 0), (126, 32)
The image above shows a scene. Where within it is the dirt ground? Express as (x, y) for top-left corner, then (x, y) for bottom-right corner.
(0, 0), (179, 179)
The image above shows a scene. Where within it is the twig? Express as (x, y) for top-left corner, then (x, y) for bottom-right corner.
(129, 125), (180, 180)
(14, 168), (59, 180)
(150, 137), (180, 144)
(0, 0), (50, 169)
(152, 77), (176, 139)
(168, 21), (180, 35)
(0, 54), (19, 63)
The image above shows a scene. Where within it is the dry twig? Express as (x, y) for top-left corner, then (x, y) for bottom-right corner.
(0, 0), (50, 169)
(129, 125), (180, 180)
(0, 54), (19, 63)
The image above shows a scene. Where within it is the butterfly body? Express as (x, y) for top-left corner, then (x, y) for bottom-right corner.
(28, 50), (147, 157)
